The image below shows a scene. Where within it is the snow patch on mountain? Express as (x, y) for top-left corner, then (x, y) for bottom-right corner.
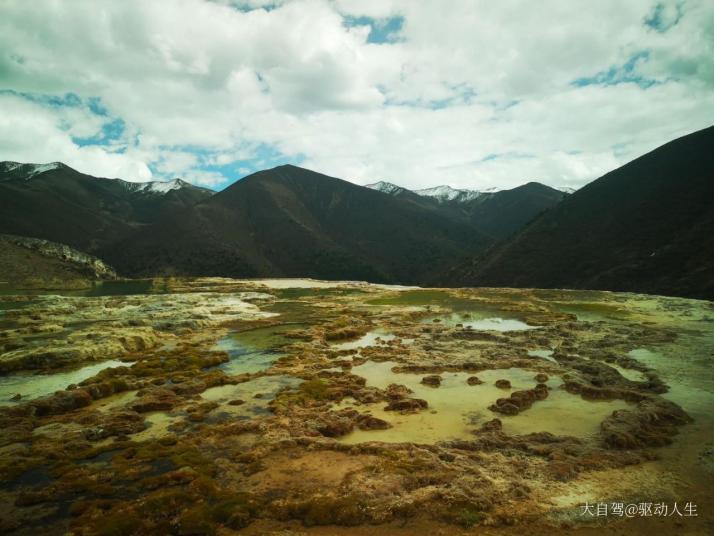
(131, 178), (188, 194)
(365, 181), (407, 195)
(414, 185), (486, 203)
(0, 161), (62, 178)
(367, 180), (502, 204)
(556, 186), (577, 194)
(117, 178), (205, 195)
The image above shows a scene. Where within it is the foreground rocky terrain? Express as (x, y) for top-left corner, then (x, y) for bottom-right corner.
(0, 278), (711, 535)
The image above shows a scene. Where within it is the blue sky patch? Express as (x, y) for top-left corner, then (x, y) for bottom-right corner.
(344, 15), (404, 44)
(572, 51), (660, 88)
(73, 118), (126, 147)
(644, 2), (684, 32)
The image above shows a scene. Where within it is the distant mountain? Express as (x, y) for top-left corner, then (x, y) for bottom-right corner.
(414, 185), (494, 203)
(367, 181), (487, 203)
(443, 126), (714, 300)
(104, 165), (492, 284)
(0, 161), (65, 179)
(366, 181), (408, 196)
(0, 162), (213, 252)
(367, 179), (566, 239)
(556, 186), (577, 194)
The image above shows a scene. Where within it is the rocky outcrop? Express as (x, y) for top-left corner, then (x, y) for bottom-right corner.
(384, 398), (429, 413)
(356, 415), (391, 430)
(421, 375), (442, 387)
(494, 379), (511, 389)
(129, 387), (179, 413)
(600, 398), (692, 449)
(1, 233), (117, 279)
(490, 385), (549, 416)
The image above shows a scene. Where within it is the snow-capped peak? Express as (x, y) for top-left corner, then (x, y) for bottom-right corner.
(365, 181), (407, 195)
(414, 185), (486, 203)
(556, 186), (577, 194)
(132, 178), (187, 194)
(0, 161), (63, 178)
(120, 178), (195, 195)
(366, 180), (501, 204)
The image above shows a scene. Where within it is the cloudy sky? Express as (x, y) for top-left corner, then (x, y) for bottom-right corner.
(1, 0), (712, 191)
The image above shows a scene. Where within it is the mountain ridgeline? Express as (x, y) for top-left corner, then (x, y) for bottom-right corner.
(0, 162), (213, 253)
(444, 126), (714, 300)
(1, 125), (712, 298)
(367, 181), (568, 239)
(102, 166), (493, 283)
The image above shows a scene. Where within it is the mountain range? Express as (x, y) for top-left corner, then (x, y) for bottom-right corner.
(0, 125), (712, 299)
(367, 180), (568, 239)
(0, 160), (565, 284)
(0, 161), (213, 253)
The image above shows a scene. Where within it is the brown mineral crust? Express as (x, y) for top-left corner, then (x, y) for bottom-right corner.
(490, 385), (550, 415)
(356, 415), (392, 430)
(384, 383), (412, 400)
(421, 374), (442, 387)
(600, 398), (693, 449)
(128, 387), (179, 413)
(82, 410), (146, 440)
(384, 398), (429, 413)
(317, 417), (355, 437)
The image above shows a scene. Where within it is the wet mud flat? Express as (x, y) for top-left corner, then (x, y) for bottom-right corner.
(0, 278), (712, 535)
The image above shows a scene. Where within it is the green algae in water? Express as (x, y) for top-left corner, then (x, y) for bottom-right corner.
(630, 346), (714, 419)
(368, 290), (537, 331)
(0, 279), (161, 297)
(0, 359), (133, 406)
(213, 323), (308, 375)
(366, 290), (472, 307)
(273, 287), (369, 300)
(331, 330), (397, 351)
(528, 349), (557, 363)
(605, 361), (648, 382)
(550, 301), (631, 322)
(131, 411), (185, 442)
(425, 311), (537, 331)
(201, 375), (303, 420)
(337, 361), (630, 444)
(264, 300), (317, 323)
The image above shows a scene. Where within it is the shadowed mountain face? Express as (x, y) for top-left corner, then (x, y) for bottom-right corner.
(367, 180), (567, 240)
(0, 162), (214, 253)
(103, 165), (493, 283)
(443, 126), (714, 300)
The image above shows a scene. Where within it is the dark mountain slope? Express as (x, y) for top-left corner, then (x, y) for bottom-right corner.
(104, 165), (492, 283)
(0, 162), (213, 252)
(443, 126), (714, 300)
(459, 182), (567, 239)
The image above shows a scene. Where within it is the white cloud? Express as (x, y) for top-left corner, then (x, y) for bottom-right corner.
(0, 0), (712, 190)
(0, 93), (152, 181)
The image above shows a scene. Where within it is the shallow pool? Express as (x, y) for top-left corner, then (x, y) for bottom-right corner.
(212, 323), (307, 375)
(0, 359), (133, 406)
(336, 360), (629, 444)
(424, 311), (537, 332)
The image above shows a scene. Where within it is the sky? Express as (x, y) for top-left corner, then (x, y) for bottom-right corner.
(0, 0), (712, 192)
